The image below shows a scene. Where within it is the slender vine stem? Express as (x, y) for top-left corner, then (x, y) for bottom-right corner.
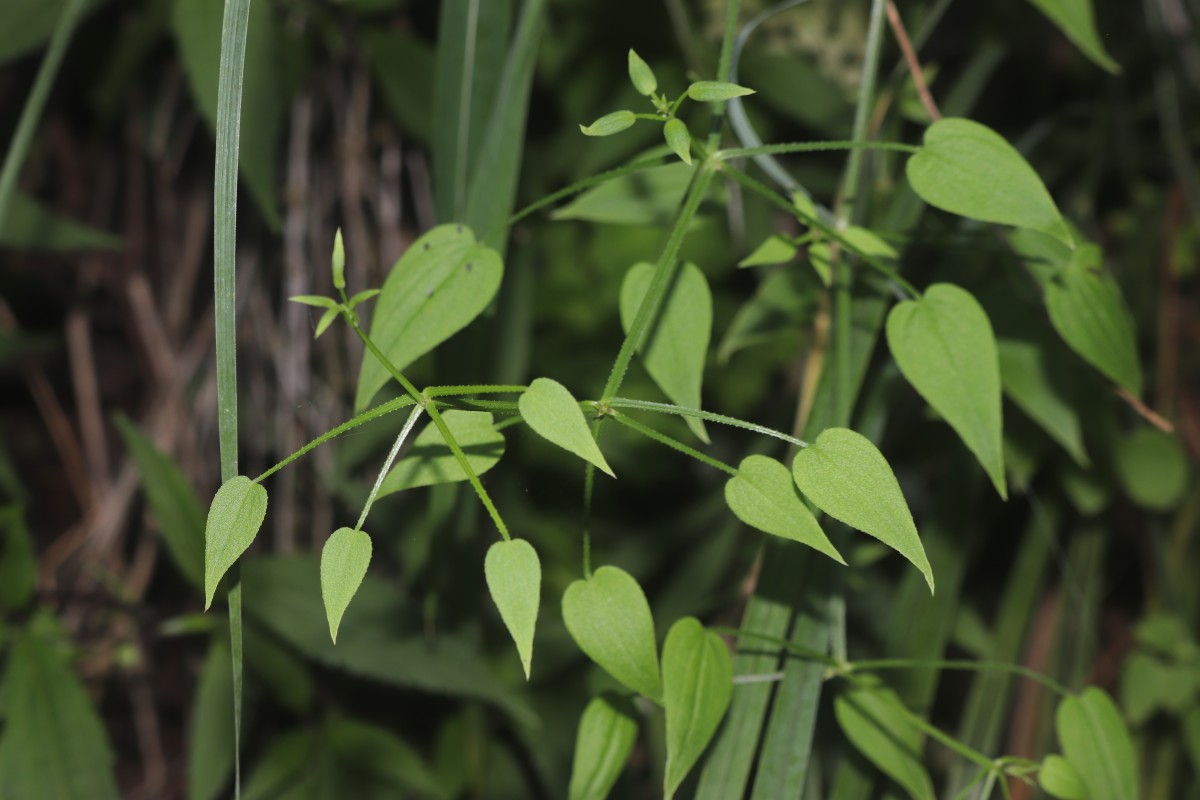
(717, 140), (918, 160)
(355, 405), (424, 530)
(424, 384), (528, 397)
(608, 398), (807, 448)
(608, 411), (738, 476)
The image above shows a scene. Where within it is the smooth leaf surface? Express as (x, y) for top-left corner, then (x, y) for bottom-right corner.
(793, 428), (933, 592)
(997, 337), (1089, 466)
(581, 110), (636, 137)
(1055, 687), (1138, 800)
(321, 527), (373, 643)
(687, 81), (755, 102)
(738, 235), (797, 268)
(1026, 0), (1119, 73)
(379, 410), (504, 495)
(620, 262), (711, 443)
(568, 693), (639, 800)
(519, 378), (614, 476)
(907, 117), (1072, 247)
(724, 455), (844, 563)
(1113, 428), (1189, 511)
(356, 224), (503, 409)
(485, 538), (541, 679)
(887, 283), (1007, 498)
(662, 618), (733, 799)
(204, 475), (268, 608)
(1039, 755), (1086, 799)
(834, 686), (934, 800)
(664, 118), (692, 165)
(628, 49), (657, 96)
(561, 566), (661, 701)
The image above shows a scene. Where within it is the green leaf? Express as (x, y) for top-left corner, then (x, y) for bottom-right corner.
(356, 224), (503, 409)
(1039, 755), (1086, 799)
(484, 538), (541, 679)
(886, 283), (1007, 498)
(378, 411), (505, 495)
(321, 527), (373, 644)
(662, 618), (733, 799)
(331, 229), (346, 290)
(519, 378), (614, 477)
(724, 456), (844, 563)
(1113, 428), (1190, 511)
(687, 81), (755, 102)
(580, 110), (637, 137)
(628, 48), (657, 96)
(792, 428), (934, 592)
(314, 308), (339, 339)
(619, 262), (711, 443)
(1055, 687), (1138, 800)
(188, 635), (235, 800)
(551, 160), (694, 226)
(325, 715), (448, 798)
(289, 294), (339, 309)
(204, 475), (268, 609)
(807, 226), (897, 286)
(834, 686), (934, 800)
(1025, 0), (1120, 73)
(346, 289), (380, 309)
(561, 566), (661, 701)
(0, 506), (35, 611)
(0, 0), (102, 66)
(1119, 651), (1199, 725)
(738, 235), (797, 268)
(0, 193), (120, 251)
(1044, 246), (1142, 395)
(568, 693), (639, 800)
(663, 119), (692, 165)
(240, 730), (315, 800)
(0, 629), (120, 799)
(365, 29), (435, 143)
(906, 117), (1072, 247)
(997, 337), (1089, 466)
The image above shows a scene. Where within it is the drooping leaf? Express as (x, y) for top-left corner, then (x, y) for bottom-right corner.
(568, 693), (639, 800)
(378, 411), (505, 495)
(834, 685), (934, 800)
(724, 455), (844, 563)
(664, 119), (692, 165)
(188, 635), (235, 800)
(581, 110), (637, 137)
(1025, 0), (1120, 73)
(1039, 755), (1086, 799)
(356, 224), (503, 409)
(204, 475), (268, 609)
(687, 81), (755, 102)
(0, 506), (35, 610)
(1113, 428), (1189, 511)
(886, 283), (1007, 498)
(551, 161), (693, 226)
(0, 193), (120, 251)
(561, 566), (661, 701)
(321, 527), (373, 643)
(1055, 687), (1138, 800)
(662, 618), (733, 799)
(738, 235), (797, 268)
(519, 378), (614, 476)
(628, 49), (657, 96)
(620, 262), (711, 443)
(484, 538), (541, 679)
(906, 118), (1072, 247)
(996, 337), (1089, 466)
(792, 428), (933, 592)
(1044, 246), (1142, 395)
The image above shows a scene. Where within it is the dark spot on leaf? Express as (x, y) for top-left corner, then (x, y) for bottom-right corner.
(423, 243), (430, 251)
(426, 288), (434, 298)
(465, 262), (473, 271)
(456, 225), (463, 234)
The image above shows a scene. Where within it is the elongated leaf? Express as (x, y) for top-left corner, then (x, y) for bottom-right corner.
(1025, 0), (1119, 73)
(887, 283), (1006, 498)
(321, 528), (373, 643)
(834, 686), (934, 800)
(188, 635), (235, 800)
(1039, 755), (1086, 799)
(1044, 246), (1142, 395)
(356, 224), (504, 409)
(620, 262), (711, 443)
(519, 378), (614, 477)
(568, 693), (639, 800)
(562, 566), (661, 701)
(0, 506), (35, 610)
(687, 81), (754, 101)
(485, 538), (541, 679)
(581, 111), (637, 137)
(725, 455), (843, 563)
(240, 730), (314, 800)
(907, 118), (1072, 247)
(204, 475), (268, 608)
(996, 337), (1089, 466)
(662, 618), (733, 799)
(664, 119), (692, 165)
(379, 410), (504, 495)
(1, 193), (120, 251)
(628, 49), (657, 96)
(1113, 428), (1189, 511)
(551, 161), (692, 226)
(1055, 687), (1138, 800)
(792, 428), (933, 592)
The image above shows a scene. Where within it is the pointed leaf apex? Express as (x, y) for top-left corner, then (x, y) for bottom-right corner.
(628, 49), (658, 96)
(332, 228), (345, 290)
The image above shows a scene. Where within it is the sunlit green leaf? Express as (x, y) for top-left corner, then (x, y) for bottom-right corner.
(662, 617), (733, 799)
(834, 685), (933, 800)
(520, 378), (614, 476)
(321, 527), (373, 643)
(724, 456), (844, 563)
(378, 411), (504, 495)
(204, 475), (268, 609)
(807, 226), (897, 286)
(568, 693), (639, 800)
(1055, 687), (1138, 800)
(485, 538), (541, 679)
(1025, 0), (1120, 73)
(552, 160), (694, 226)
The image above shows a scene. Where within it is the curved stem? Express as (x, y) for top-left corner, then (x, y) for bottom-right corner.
(356, 405), (424, 530)
(609, 411), (738, 476)
(608, 397), (807, 448)
(718, 140), (918, 160)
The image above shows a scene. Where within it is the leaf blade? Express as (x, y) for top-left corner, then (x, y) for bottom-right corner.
(724, 455), (844, 563)
(568, 693), (639, 800)
(662, 618), (733, 799)
(519, 378), (614, 476)
(320, 527), (373, 643)
(484, 538), (541, 679)
(204, 475), (269, 609)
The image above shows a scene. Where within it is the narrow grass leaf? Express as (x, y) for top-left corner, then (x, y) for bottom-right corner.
(1039, 755), (1086, 799)
(834, 686), (934, 800)
(485, 538), (541, 679)
(581, 110), (637, 137)
(725, 455), (844, 563)
(378, 410), (504, 495)
(321, 528), (372, 644)
(204, 475), (268, 609)
(687, 81), (755, 102)
(886, 283), (1006, 498)
(1025, 0), (1120, 73)
(738, 235), (797, 268)
(520, 378), (614, 477)
(562, 566), (661, 701)
(997, 337), (1089, 466)
(664, 119), (692, 165)
(569, 693), (639, 800)
(792, 428), (933, 592)
(662, 618), (733, 799)
(1055, 687), (1138, 800)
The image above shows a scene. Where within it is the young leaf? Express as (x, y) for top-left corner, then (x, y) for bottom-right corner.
(738, 235), (797, 268)
(320, 527), (373, 643)
(1039, 755), (1086, 799)
(619, 262), (712, 443)
(331, 228), (346, 290)
(724, 455), (845, 564)
(906, 117), (1072, 248)
(997, 337), (1089, 466)
(580, 110), (637, 137)
(314, 308), (339, 339)
(792, 428), (934, 593)
(519, 378), (614, 477)
(346, 288), (380, 309)
(886, 283), (1007, 498)
(1044, 246), (1142, 396)
(834, 686), (934, 800)
(204, 475), (268, 609)
(355, 224), (503, 409)
(568, 693), (639, 800)
(289, 294), (339, 309)
(1025, 0), (1120, 74)
(627, 49), (657, 96)
(662, 617), (733, 799)
(1055, 687), (1138, 800)
(686, 81), (755, 102)
(561, 566), (661, 701)
(485, 538), (541, 679)
(663, 118), (692, 166)
(378, 410), (505, 495)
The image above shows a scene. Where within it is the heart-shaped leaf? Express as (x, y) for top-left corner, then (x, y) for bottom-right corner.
(1039, 754), (1087, 799)
(906, 118), (1072, 247)
(1055, 687), (1138, 800)
(662, 617), (732, 799)
(204, 476), (268, 609)
(485, 538), (541, 679)
(519, 378), (614, 477)
(793, 429), (933, 593)
(562, 566), (661, 701)
(320, 527), (372, 643)
(568, 693), (639, 800)
(620, 262), (712, 443)
(1026, 0), (1120, 74)
(378, 410), (505, 495)
(725, 455), (844, 563)
(355, 224), (503, 409)
(835, 686), (934, 800)
(886, 283), (1006, 498)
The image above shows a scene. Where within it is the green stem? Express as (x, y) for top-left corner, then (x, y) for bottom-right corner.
(608, 411), (738, 476)
(608, 397), (807, 448)
(705, 0), (743, 150)
(355, 405), (424, 530)
(344, 311), (423, 402)
(709, 626), (838, 666)
(424, 384), (528, 398)
(718, 140), (918, 160)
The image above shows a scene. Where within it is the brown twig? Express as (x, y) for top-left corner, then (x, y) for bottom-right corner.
(885, 0), (942, 121)
(1117, 386), (1175, 433)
